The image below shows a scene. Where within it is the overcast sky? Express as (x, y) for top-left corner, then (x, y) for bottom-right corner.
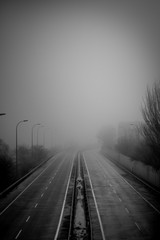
(0, 0), (159, 148)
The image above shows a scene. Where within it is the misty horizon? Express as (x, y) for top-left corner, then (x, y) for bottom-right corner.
(0, 0), (159, 149)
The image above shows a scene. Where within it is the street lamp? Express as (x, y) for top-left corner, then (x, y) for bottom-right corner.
(31, 123), (41, 159)
(43, 129), (45, 148)
(37, 125), (44, 146)
(36, 125), (44, 161)
(0, 113), (6, 137)
(16, 119), (28, 178)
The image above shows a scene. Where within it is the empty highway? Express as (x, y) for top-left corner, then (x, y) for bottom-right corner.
(0, 149), (160, 239)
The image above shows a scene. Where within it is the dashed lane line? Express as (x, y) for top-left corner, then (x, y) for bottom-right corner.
(0, 154), (60, 216)
(15, 157), (65, 240)
(135, 222), (141, 231)
(15, 229), (22, 239)
(118, 197), (122, 202)
(35, 203), (38, 208)
(26, 216), (30, 222)
(83, 154), (106, 240)
(125, 207), (130, 214)
(108, 157), (160, 194)
(98, 159), (160, 215)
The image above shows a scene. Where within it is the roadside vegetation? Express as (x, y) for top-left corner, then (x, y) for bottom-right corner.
(116, 80), (160, 170)
(116, 135), (155, 168)
(0, 140), (15, 192)
(0, 141), (56, 192)
(18, 145), (48, 178)
(100, 80), (160, 170)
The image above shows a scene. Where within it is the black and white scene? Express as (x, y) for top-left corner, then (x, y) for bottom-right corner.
(0, 0), (160, 239)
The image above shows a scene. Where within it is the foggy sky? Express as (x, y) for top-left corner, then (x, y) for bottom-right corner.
(0, 0), (159, 148)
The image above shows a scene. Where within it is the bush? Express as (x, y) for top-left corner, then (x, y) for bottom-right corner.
(141, 80), (160, 167)
(0, 139), (15, 191)
(116, 135), (160, 169)
(18, 145), (49, 178)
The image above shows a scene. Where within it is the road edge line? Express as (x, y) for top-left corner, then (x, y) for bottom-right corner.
(0, 153), (61, 216)
(82, 153), (106, 240)
(54, 153), (75, 240)
(99, 157), (160, 215)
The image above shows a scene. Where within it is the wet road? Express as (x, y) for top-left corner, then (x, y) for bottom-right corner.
(84, 149), (160, 240)
(0, 151), (74, 240)
(0, 149), (160, 240)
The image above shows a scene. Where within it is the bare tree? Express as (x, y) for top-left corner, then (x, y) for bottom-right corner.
(141, 81), (160, 165)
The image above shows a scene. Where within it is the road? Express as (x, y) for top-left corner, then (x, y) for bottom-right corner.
(0, 148), (160, 239)
(0, 151), (74, 240)
(84, 149), (160, 240)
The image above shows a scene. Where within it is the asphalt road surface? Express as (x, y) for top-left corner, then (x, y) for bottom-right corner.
(84, 149), (160, 240)
(0, 151), (74, 240)
(0, 149), (160, 240)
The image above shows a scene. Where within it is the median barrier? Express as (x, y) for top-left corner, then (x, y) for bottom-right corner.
(102, 148), (160, 189)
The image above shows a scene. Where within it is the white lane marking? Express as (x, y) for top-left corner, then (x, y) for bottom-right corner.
(83, 154), (106, 240)
(45, 186), (48, 190)
(109, 183), (112, 187)
(41, 193), (44, 197)
(113, 189), (116, 194)
(26, 216), (30, 222)
(125, 207), (130, 214)
(0, 154), (60, 216)
(54, 155), (75, 240)
(98, 159), (160, 215)
(15, 229), (22, 239)
(135, 222), (141, 231)
(35, 203), (38, 208)
(118, 197), (122, 202)
(113, 158), (160, 194)
(49, 181), (51, 184)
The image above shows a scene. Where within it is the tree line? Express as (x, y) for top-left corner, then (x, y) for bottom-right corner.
(0, 141), (54, 192)
(100, 80), (160, 170)
(117, 80), (160, 169)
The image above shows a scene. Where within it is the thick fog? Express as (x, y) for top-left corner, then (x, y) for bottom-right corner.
(0, 1), (159, 148)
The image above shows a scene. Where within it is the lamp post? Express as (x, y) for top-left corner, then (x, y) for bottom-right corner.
(43, 129), (45, 148)
(31, 123), (41, 159)
(36, 125), (44, 161)
(0, 113), (6, 137)
(16, 119), (28, 179)
(37, 125), (44, 147)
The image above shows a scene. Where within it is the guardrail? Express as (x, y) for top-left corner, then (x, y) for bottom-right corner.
(101, 148), (160, 189)
(0, 154), (56, 198)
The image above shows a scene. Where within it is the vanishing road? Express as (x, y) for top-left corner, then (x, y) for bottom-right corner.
(0, 149), (160, 239)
